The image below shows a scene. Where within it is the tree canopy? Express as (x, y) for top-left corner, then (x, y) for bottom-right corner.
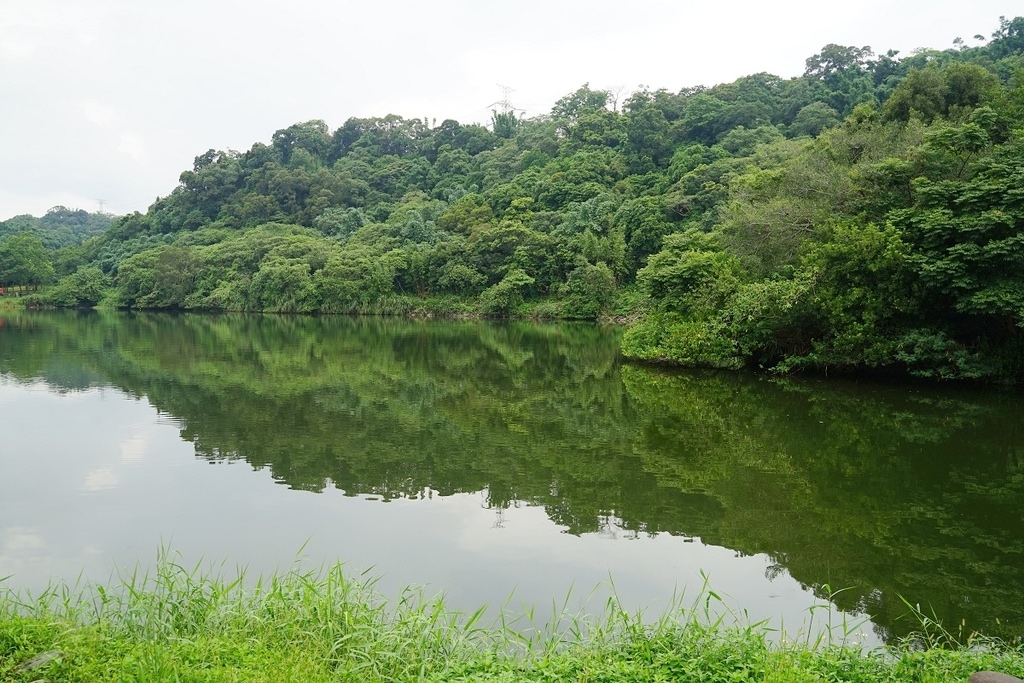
(13, 16), (1024, 382)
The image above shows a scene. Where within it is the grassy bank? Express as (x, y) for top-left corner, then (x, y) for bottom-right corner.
(1, 560), (1022, 682)
(0, 297), (23, 311)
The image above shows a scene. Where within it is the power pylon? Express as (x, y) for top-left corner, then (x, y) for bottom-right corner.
(487, 84), (524, 115)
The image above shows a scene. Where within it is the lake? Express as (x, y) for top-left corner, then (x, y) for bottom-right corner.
(1, 310), (1022, 646)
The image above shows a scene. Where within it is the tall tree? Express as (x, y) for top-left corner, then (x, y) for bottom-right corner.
(0, 233), (55, 290)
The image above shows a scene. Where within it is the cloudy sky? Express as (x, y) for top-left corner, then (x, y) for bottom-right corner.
(1, 0), (1018, 221)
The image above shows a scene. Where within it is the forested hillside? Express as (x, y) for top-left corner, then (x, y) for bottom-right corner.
(0, 207), (113, 292)
(6, 16), (1024, 381)
(0, 206), (112, 249)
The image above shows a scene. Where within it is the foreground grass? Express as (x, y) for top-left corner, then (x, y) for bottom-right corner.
(1, 559), (1022, 682)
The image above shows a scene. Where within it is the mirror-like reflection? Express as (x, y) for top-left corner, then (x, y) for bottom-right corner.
(1, 310), (1022, 643)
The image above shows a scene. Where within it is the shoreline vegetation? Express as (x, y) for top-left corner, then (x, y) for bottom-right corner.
(1, 558), (1022, 682)
(3, 292), (645, 324)
(3, 16), (1024, 382)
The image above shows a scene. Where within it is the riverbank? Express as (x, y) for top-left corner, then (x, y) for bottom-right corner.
(2, 561), (1021, 682)
(11, 286), (647, 321)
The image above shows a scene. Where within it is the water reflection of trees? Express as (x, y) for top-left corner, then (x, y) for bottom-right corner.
(1, 310), (1022, 643)
(622, 368), (1024, 643)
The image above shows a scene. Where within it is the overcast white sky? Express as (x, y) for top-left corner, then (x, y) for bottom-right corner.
(1, 0), (1018, 221)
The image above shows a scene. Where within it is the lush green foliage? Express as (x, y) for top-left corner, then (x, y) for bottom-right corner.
(624, 73), (1024, 380)
(2, 556), (1023, 682)
(0, 206), (112, 250)
(6, 17), (1024, 379)
(0, 233), (54, 290)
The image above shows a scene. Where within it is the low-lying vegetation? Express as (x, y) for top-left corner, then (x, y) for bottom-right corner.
(2, 557), (1021, 682)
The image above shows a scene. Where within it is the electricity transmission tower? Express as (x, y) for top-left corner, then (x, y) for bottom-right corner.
(487, 84), (524, 115)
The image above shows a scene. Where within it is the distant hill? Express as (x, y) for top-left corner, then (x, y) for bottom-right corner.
(0, 206), (115, 250)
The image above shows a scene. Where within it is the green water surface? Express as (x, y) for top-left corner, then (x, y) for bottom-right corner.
(1, 310), (1022, 644)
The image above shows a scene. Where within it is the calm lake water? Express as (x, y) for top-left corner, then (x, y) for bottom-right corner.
(2, 311), (1023, 645)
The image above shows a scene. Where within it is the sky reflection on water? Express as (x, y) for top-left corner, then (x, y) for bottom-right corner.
(0, 377), (865, 645)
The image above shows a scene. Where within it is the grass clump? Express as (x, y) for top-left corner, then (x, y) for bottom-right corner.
(1, 555), (1022, 682)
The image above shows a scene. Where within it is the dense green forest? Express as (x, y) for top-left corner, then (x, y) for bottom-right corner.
(0, 206), (113, 249)
(0, 207), (112, 291)
(3, 16), (1024, 380)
